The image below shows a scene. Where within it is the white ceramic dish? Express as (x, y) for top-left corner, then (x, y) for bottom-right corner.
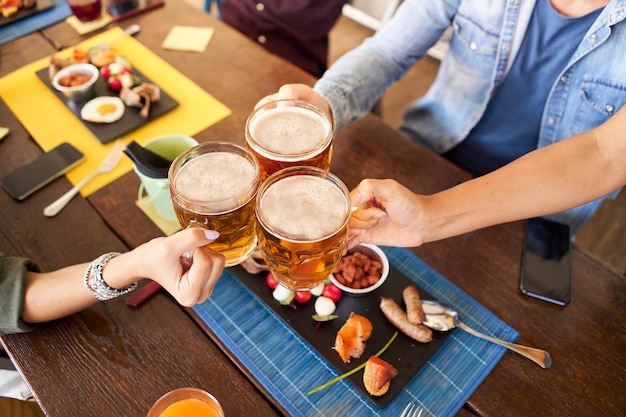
(51, 63), (99, 102)
(330, 243), (389, 296)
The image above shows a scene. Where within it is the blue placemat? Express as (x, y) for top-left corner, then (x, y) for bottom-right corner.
(0, 0), (71, 46)
(192, 247), (520, 417)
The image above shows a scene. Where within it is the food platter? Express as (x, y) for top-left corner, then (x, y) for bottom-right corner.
(36, 66), (178, 144)
(0, 0), (54, 28)
(230, 265), (452, 409)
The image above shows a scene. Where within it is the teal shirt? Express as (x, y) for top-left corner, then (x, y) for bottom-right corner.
(0, 254), (39, 334)
(445, 0), (603, 176)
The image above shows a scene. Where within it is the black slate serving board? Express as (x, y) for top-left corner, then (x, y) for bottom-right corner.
(229, 264), (451, 408)
(0, 0), (54, 28)
(36, 66), (178, 144)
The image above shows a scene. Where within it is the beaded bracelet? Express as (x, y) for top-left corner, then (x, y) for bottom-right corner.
(83, 252), (137, 301)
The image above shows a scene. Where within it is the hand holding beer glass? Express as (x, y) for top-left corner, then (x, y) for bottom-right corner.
(169, 142), (261, 267)
(246, 99), (333, 180)
(255, 166), (351, 290)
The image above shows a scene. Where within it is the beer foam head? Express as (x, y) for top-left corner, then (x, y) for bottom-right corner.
(248, 106), (331, 160)
(174, 152), (258, 212)
(259, 175), (349, 241)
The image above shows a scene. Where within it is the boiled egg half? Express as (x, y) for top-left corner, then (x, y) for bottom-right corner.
(80, 96), (125, 123)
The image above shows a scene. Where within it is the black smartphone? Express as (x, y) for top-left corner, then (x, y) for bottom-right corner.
(520, 217), (571, 306)
(106, 0), (164, 20)
(0, 143), (85, 201)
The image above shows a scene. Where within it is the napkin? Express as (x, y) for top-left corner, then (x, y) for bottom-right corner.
(124, 141), (171, 178)
(161, 25), (214, 53)
(66, 12), (113, 35)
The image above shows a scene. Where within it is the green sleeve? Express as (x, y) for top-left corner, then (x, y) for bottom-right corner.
(0, 253), (40, 334)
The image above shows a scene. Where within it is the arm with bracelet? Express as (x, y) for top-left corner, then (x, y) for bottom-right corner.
(1, 228), (225, 334)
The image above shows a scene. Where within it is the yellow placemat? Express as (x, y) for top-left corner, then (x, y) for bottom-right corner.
(0, 27), (231, 196)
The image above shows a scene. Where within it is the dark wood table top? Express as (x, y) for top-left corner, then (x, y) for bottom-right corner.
(1, 2), (624, 416)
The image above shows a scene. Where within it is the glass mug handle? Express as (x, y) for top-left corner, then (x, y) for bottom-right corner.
(137, 182), (167, 205)
(182, 219), (209, 266)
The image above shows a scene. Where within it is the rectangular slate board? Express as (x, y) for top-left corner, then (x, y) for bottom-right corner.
(36, 66), (178, 144)
(229, 265), (451, 409)
(0, 0), (54, 28)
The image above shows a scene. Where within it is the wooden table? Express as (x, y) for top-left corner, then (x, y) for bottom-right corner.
(1, 2), (624, 416)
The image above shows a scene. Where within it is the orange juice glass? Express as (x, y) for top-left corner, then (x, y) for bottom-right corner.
(147, 387), (224, 417)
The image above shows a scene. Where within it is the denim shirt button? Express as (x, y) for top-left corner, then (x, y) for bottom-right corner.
(589, 34), (597, 43)
(502, 43), (511, 51)
(605, 104), (615, 113)
(257, 35), (267, 44)
(510, 0), (519, 4)
(470, 41), (478, 51)
(548, 117), (555, 125)
(560, 76), (567, 83)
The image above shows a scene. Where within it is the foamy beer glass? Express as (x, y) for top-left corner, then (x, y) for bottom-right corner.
(245, 99), (333, 180)
(255, 166), (351, 290)
(169, 142), (261, 267)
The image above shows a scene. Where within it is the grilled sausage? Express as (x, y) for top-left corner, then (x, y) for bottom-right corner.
(380, 297), (432, 343)
(403, 285), (426, 325)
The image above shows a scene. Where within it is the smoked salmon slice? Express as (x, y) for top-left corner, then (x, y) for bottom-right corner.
(334, 313), (373, 363)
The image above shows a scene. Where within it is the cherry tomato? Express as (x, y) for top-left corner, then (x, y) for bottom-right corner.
(294, 290), (312, 303)
(108, 76), (122, 91)
(266, 272), (278, 289)
(322, 284), (342, 303)
(99, 66), (111, 79)
(119, 66), (133, 75)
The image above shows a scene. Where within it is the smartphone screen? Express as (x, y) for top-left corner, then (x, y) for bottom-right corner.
(520, 217), (571, 306)
(0, 143), (85, 200)
(106, 0), (164, 19)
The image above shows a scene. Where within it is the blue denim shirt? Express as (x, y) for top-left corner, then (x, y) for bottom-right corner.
(315, 0), (626, 234)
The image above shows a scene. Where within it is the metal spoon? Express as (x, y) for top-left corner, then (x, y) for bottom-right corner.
(111, 24), (141, 44)
(421, 300), (552, 369)
(93, 24), (141, 50)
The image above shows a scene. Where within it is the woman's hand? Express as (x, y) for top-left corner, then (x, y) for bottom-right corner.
(134, 228), (226, 307)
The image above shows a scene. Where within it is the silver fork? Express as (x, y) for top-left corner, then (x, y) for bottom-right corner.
(44, 140), (125, 217)
(400, 403), (423, 417)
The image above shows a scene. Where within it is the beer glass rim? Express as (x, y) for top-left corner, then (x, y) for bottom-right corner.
(256, 166), (351, 243)
(146, 387), (224, 417)
(245, 99), (333, 161)
(169, 141), (261, 214)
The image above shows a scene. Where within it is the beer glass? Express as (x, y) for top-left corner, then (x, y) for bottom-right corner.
(169, 142), (261, 267)
(255, 166), (351, 290)
(245, 99), (333, 180)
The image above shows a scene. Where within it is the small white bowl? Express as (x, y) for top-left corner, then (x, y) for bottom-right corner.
(331, 243), (390, 296)
(51, 63), (99, 102)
